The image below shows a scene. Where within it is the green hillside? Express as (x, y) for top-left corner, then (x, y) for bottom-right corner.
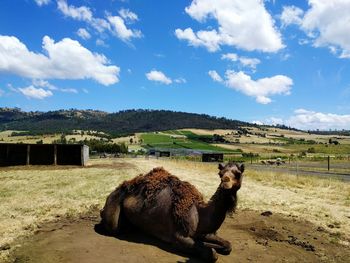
(0, 108), (252, 136)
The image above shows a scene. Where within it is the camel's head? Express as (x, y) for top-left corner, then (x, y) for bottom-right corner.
(218, 162), (244, 191)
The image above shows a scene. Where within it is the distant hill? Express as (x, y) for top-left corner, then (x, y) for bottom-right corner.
(0, 108), (254, 135)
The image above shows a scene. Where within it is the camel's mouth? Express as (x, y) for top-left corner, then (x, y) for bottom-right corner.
(220, 182), (232, 189)
(220, 175), (242, 190)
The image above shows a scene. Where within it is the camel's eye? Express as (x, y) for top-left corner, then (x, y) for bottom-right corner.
(235, 173), (241, 180)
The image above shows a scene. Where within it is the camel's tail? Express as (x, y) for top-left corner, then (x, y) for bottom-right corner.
(98, 186), (124, 235)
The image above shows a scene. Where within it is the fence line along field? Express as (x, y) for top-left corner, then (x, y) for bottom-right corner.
(1, 158), (349, 262)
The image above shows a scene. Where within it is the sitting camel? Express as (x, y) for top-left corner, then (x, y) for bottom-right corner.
(98, 162), (244, 262)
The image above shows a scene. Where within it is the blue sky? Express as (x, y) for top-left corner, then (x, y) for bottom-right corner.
(1, 0), (350, 130)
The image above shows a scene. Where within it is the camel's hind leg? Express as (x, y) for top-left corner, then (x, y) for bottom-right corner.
(173, 233), (218, 262)
(99, 187), (124, 235)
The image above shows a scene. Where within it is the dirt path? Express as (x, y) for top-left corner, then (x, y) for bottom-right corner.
(13, 209), (349, 263)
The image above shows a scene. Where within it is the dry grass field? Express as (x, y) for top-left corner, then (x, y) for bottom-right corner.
(187, 127), (350, 145)
(112, 134), (140, 144)
(181, 128), (236, 136)
(212, 143), (291, 154)
(1, 158), (349, 262)
(0, 131), (102, 144)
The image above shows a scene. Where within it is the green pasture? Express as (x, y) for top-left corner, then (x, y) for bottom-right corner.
(141, 133), (175, 144)
(140, 132), (237, 153)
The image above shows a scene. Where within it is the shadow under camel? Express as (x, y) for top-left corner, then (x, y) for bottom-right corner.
(94, 222), (202, 263)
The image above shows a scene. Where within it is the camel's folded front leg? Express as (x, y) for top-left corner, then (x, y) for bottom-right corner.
(174, 233), (218, 262)
(99, 188), (124, 235)
(200, 234), (232, 255)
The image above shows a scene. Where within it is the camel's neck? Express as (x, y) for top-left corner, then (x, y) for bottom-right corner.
(197, 187), (237, 235)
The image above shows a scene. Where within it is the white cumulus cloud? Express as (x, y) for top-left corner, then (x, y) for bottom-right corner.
(239, 57), (261, 69)
(174, 77), (187, 84)
(57, 1), (109, 32)
(208, 70), (223, 82)
(56, 1), (141, 43)
(96, 39), (108, 47)
(77, 28), (91, 40)
(265, 117), (285, 126)
(252, 120), (263, 125)
(175, 28), (222, 52)
(262, 109), (350, 130)
(225, 71), (292, 104)
(107, 15), (142, 42)
(0, 35), (120, 85)
(118, 8), (138, 22)
(288, 109), (350, 130)
(209, 70), (293, 104)
(61, 88), (78, 93)
(18, 85), (53, 99)
(280, 5), (304, 27)
(32, 79), (78, 94)
(221, 53), (261, 70)
(282, 1), (350, 58)
(32, 79), (57, 90)
(221, 53), (238, 61)
(90, 18), (111, 33)
(34, 0), (50, 6)
(57, 0), (92, 21)
(175, 0), (284, 52)
(146, 70), (172, 85)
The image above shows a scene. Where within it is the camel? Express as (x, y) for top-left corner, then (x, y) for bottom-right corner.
(98, 162), (244, 262)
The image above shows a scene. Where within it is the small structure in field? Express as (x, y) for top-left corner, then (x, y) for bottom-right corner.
(156, 151), (171, 157)
(148, 149), (171, 157)
(0, 143), (89, 166)
(202, 153), (224, 162)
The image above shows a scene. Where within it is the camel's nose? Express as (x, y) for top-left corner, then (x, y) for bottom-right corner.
(222, 175), (230, 182)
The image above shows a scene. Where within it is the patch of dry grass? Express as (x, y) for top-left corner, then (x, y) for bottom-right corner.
(181, 128), (236, 136)
(243, 126), (350, 144)
(0, 131), (102, 144)
(112, 134), (140, 144)
(212, 143), (291, 154)
(243, 170), (350, 235)
(0, 161), (143, 261)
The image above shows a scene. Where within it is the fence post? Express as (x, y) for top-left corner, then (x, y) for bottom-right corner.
(6, 144), (9, 161)
(328, 155), (330, 171)
(26, 145), (30, 165)
(296, 158), (298, 177)
(54, 145), (57, 165)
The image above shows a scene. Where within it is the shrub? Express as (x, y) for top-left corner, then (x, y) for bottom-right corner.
(307, 147), (316, 153)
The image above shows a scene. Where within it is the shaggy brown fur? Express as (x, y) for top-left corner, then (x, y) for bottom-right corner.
(119, 167), (204, 234)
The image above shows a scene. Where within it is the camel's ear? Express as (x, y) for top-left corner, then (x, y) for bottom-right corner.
(239, 163), (245, 173)
(218, 163), (225, 171)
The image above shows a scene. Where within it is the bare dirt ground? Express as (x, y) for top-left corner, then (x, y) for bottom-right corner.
(13, 209), (349, 263)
